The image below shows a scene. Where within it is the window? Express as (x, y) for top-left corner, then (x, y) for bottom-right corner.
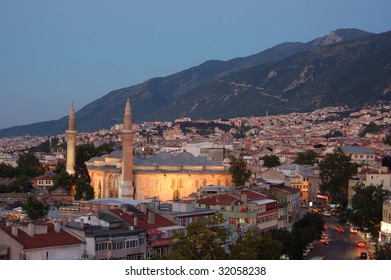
(95, 242), (109, 252)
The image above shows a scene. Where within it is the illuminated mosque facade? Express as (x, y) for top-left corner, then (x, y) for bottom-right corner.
(66, 99), (232, 201)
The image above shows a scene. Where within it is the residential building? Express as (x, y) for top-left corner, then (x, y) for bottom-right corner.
(64, 211), (147, 260)
(266, 184), (301, 232)
(0, 221), (84, 260)
(197, 192), (257, 241)
(365, 167), (391, 187)
(155, 201), (216, 227)
(380, 199), (391, 244)
(340, 146), (376, 167)
(31, 174), (55, 193)
(109, 205), (185, 259)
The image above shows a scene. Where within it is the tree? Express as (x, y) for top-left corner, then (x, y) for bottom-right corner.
(383, 134), (391, 146)
(319, 148), (357, 209)
(168, 214), (230, 260)
(229, 231), (261, 259)
(374, 244), (391, 260)
(271, 229), (300, 260)
(382, 155), (391, 170)
(51, 168), (74, 193)
(294, 150), (317, 165)
(228, 155), (252, 187)
(22, 196), (49, 221)
(350, 183), (390, 232)
(229, 231), (283, 260)
(260, 154), (281, 168)
(0, 162), (17, 178)
(359, 122), (383, 137)
(293, 212), (324, 247)
(17, 152), (44, 178)
(74, 144), (100, 199)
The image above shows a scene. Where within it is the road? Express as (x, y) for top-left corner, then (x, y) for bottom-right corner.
(304, 216), (369, 260)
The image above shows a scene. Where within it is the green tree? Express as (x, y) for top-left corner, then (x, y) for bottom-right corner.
(22, 196), (49, 221)
(294, 150), (317, 165)
(7, 175), (32, 193)
(0, 162), (17, 178)
(17, 152), (44, 178)
(359, 122), (383, 137)
(383, 134), (391, 146)
(374, 244), (391, 260)
(229, 231), (261, 259)
(228, 155), (252, 187)
(258, 232), (283, 260)
(230, 231), (283, 260)
(51, 168), (75, 193)
(74, 144), (99, 199)
(260, 154), (281, 168)
(382, 155), (391, 170)
(271, 229), (300, 260)
(50, 144), (98, 200)
(293, 212), (324, 249)
(350, 183), (390, 232)
(169, 213), (229, 260)
(95, 143), (115, 156)
(319, 148), (357, 209)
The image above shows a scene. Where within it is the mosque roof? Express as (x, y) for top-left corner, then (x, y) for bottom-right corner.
(134, 151), (222, 166)
(107, 150), (122, 158)
(92, 151), (223, 166)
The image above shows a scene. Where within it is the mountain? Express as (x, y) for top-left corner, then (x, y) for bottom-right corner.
(0, 28), (380, 137)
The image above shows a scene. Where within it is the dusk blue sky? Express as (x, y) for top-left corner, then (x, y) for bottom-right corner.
(1, 0), (391, 130)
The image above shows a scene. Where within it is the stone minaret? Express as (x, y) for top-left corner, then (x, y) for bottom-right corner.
(119, 98), (134, 198)
(66, 103), (77, 175)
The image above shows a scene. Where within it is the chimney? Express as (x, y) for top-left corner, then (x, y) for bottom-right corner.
(11, 224), (18, 237)
(6, 220), (12, 227)
(139, 203), (147, 213)
(241, 193), (248, 205)
(54, 221), (61, 233)
(27, 223), (34, 237)
(148, 210), (156, 224)
(122, 205), (128, 214)
(134, 216), (138, 227)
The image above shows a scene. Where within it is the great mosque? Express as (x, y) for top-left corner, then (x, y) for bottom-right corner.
(65, 99), (232, 201)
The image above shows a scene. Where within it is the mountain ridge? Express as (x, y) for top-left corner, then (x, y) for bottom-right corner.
(0, 28), (381, 137)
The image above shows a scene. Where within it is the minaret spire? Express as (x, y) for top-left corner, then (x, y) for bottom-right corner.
(68, 102), (76, 131)
(66, 103), (77, 175)
(119, 98), (134, 198)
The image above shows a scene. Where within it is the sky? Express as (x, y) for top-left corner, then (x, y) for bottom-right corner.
(0, 0), (391, 130)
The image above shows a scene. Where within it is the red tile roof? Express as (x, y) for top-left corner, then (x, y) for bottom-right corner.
(32, 174), (55, 181)
(197, 193), (241, 206)
(241, 189), (267, 200)
(0, 223), (84, 250)
(109, 209), (176, 230)
(273, 185), (301, 194)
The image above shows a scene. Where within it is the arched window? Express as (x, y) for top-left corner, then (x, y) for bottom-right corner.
(173, 189), (180, 201)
